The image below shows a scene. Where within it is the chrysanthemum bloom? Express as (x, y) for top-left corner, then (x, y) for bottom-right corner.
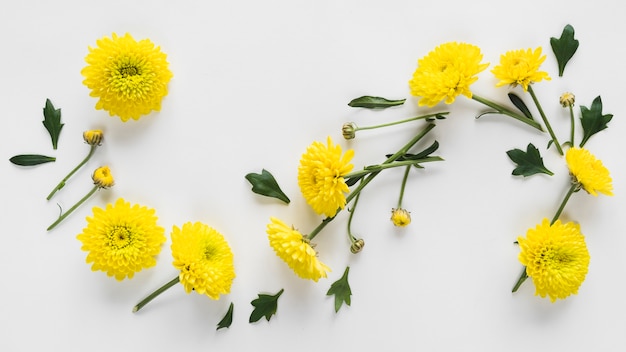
(298, 136), (355, 218)
(81, 33), (173, 121)
(517, 218), (590, 302)
(171, 222), (235, 299)
(92, 166), (114, 188)
(566, 147), (613, 196)
(267, 217), (330, 282)
(491, 47), (551, 91)
(391, 208), (411, 227)
(409, 42), (489, 107)
(83, 129), (103, 146)
(77, 198), (166, 280)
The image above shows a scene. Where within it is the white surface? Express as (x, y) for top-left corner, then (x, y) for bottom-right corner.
(2, 1), (625, 351)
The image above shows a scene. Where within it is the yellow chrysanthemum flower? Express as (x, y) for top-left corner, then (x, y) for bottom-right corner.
(83, 129), (103, 146)
(92, 165), (114, 188)
(517, 218), (590, 302)
(566, 147), (613, 196)
(171, 222), (235, 299)
(298, 136), (354, 218)
(409, 42), (489, 107)
(266, 217), (330, 282)
(491, 47), (551, 91)
(81, 33), (173, 122)
(391, 208), (411, 227)
(77, 198), (166, 280)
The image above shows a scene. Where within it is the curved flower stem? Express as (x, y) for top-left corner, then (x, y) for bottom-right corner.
(47, 145), (98, 200)
(527, 86), (564, 155)
(568, 105), (575, 147)
(355, 112), (449, 132)
(47, 185), (99, 231)
(471, 94), (544, 131)
(397, 165), (411, 208)
(133, 276), (180, 313)
(346, 185), (362, 244)
(344, 157), (442, 180)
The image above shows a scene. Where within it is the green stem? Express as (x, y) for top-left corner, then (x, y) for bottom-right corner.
(471, 94), (544, 131)
(345, 157), (442, 180)
(133, 276), (180, 313)
(511, 268), (528, 293)
(397, 165), (411, 208)
(347, 185), (362, 243)
(47, 185), (98, 231)
(47, 145), (98, 200)
(528, 86), (564, 155)
(568, 105), (575, 147)
(355, 112), (449, 132)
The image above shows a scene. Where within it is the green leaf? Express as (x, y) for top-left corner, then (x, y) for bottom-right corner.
(245, 169), (290, 204)
(249, 288), (284, 323)
(550, 24), (579, 77)
(216, 302), (234, 330)
(386, 140), (439, 162)
(9, 154), (56, 166)
(507, 93), (534, 120)
(42, 99), (64, 150)
(348, 96), (406, 109)
(579, 96), (612, 147)
(506, 143), (553, 177)
(326, 266), (352, 313)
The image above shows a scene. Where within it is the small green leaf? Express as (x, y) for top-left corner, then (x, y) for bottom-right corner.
(9, 154), (56, 166)
(580, 96), (612, 147)
(506, 143), (553, 177)
(550, 24), (579, 77)
(348, 96), (406, 109)
(507, 93), (534, 120)
(326, 266), (352, 313)
(245, 169), (290, 204)
(216, 302), (234, 330)
(249, 288), (284, 323)
(42, 99), (64, 150)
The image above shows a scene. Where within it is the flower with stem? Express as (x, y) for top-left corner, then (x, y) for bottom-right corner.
(76, 198), (166, 280)
(82, 33), (173, 121)
(560, 92), (576, 147)
(47, 166), (114, 231)
(47, 130), (103, 200)
(133, 222), (235, 312)
(390, 165), (412, 227)
(341, 112), (449, 140)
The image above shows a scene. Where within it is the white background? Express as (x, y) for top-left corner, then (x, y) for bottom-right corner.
(2, 1), (625, 351)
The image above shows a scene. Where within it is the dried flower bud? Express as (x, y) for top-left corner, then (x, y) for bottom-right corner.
(83, 129), (104, 146)
(391, 208), (411, 227)
(559, 92), (575, 107)
(92, 166), (114, 188)
(350, 238), (365, 254)
(342, 122), (357, 140)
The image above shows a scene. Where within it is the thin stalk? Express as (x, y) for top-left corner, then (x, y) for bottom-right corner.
(568, 105), (575, 147)
(47, 185), (98, 231)
(344, 157), (442, 180)
(397, 165), (411, 208)
(133, 276), (180, 313)
(528, 86), (564, 155)
(347, 186), (362, 243)
(355, 112), (449, 132)
(47, 145), (97, 200)
(471, 94), (544, 131)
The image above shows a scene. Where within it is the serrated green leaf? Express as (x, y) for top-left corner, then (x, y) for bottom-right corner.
(249, 288), (284, 323)
(580, 96), (612, 147)
(326, 266), (352, 313)
(9, 154), (56, 166)
(216, 302), (234, 330)
(245, 169), (290, 204)
(550, 24), (579, 77)
(42, 99), (64, 150)
(506, 143), (553, 177)
(348, 96), (406, 109)
(507, 93), (534, 120)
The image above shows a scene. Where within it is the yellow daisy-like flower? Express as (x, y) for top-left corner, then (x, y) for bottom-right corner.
(77, 198), (166, 280)
(92, 165), (114, 188)
(409, 42), (489, 107)
(517, 218), (590, 302)
(171, 222), (235, 299)
(566, 147), (613, 196)
(491, 47), (551, 91)
(391, 208), (411, 227)
(81, 33), (173, 122)
(266, 217), (330, 282)
(83, 129), (103, 146)
(298, 136), (355, 218)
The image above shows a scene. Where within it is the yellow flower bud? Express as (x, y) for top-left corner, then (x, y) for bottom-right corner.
(559, 92), (575, 107)
(391, 208), (411, 227)
(342, 122), (357, 140)
(92, 166), (114, 188)
(83, 129), (104, 146)
(350, 238), (365, 254)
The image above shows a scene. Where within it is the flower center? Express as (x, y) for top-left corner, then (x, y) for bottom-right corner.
(204, 245), (216, 260)
(108, 226), (133, 249)
(119, 64), (140, 77)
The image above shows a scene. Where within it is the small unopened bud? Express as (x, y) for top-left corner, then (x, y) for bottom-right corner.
(391, 208), (411, 227)
(559, 92), (575, 107)
(342, 122), (357, 140)
(350, 238), (365, 254)
(92, 166), (114, 188)
(83, 130), (104, 146)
